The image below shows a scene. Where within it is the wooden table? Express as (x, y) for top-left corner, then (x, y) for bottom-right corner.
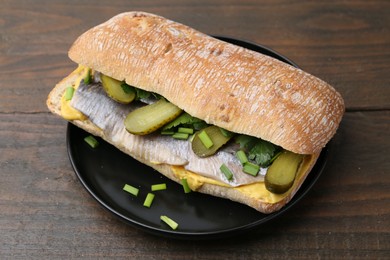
(1, 0), (389, 258)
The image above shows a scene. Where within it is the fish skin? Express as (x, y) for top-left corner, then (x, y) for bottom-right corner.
(70, 81), (265, 186)
(71, 82), (188, 166)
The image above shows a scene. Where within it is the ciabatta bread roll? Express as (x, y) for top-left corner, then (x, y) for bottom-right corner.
(47, 11), (344, 213)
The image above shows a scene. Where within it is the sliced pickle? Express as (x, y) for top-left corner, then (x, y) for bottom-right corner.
(125, 99), (182, 135)
(191, 126), (232, 157)
(101, 74), (136, 104)
(265, 151), (304, 194)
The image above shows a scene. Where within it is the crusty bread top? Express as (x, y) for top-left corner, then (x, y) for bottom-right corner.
(68, 11), (344, 154)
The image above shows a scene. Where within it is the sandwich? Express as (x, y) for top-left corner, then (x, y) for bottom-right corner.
(47, 12), (344, 214)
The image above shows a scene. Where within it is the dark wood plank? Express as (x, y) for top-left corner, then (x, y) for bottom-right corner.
(1, 0), (389, 112)
(0, 111), (388, 258)
(1, 0), (389, 258)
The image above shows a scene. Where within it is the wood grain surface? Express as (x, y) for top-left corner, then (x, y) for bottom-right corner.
(1, 0), (389, 259)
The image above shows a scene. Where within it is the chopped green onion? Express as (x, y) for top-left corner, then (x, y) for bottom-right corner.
(198, 130), (213, 149)
(160, 215), (179, 230)
(143, 193), (155, 208)
(84, 68), (92, 84)
(243, 162), (260, 176)
(123, 184), (139, 196)
(84, 135), (99, 148)
(172, 132), (189, 140)
(236, 150), (248, 165)
(65, 87), (75, 101)
(220, 164), (233, 181)
(178, 127), (194, 134)
(151, 183), (167, 191)
(161, 130), (175, 135)
(181, 178), (191, 193)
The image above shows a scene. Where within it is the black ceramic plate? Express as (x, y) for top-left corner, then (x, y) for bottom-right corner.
(67, 37), (328, 239)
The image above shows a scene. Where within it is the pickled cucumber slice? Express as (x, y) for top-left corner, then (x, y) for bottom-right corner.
(125, 99), (182, 135)
(265, 151), (303, 194)
(101, 74), (136, 104)
(191, 126), (232, 157)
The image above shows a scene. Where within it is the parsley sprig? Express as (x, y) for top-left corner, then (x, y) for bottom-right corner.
(162, 112), (207, 132)
(121, 83), (161, 100)
(235, 135), (281, 167)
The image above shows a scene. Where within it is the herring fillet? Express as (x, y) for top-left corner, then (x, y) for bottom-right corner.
(70, 81), (266, 186)
(70, 82), (188, 166)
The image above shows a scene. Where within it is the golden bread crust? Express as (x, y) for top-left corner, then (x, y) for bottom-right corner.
(68, 11), (344, 154)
